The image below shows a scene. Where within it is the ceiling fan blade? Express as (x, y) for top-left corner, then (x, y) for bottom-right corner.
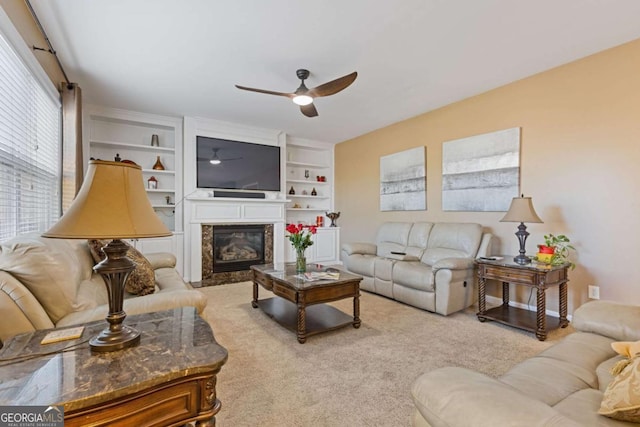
(300, 103), (318, 118)
(307, 71), (357, 98)
(235, 85), (294, 98)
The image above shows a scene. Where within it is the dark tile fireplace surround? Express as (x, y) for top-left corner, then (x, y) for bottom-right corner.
(200, 224), (274, 286)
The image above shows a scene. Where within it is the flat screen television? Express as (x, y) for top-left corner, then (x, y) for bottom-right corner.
(196, 136), (281, 192)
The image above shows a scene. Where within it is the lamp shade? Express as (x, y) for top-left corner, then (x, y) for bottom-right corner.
(43, 160), (171, 239)
(500, 196), (543, 224)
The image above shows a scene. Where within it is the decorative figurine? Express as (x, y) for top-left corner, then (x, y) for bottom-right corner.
(147, 176), (158, 189)
(311, 187), (317, 196)
(152, 156), (165, 170)
(326, 211), (340, 227)
(289, 186), (295, 195)
(151, 134), (159, 147)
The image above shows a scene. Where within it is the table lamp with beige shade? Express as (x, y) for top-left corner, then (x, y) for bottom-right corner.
(500, 195), (543, 265)
(43, 160), (171, 352)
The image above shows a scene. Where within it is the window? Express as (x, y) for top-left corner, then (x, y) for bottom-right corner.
(0, 14), (61, 240)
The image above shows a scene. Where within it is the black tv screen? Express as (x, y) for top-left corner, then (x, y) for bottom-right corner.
(196, 136), (281, 191)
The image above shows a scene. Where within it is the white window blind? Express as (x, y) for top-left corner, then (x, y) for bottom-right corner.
(0, 29), (61, 240)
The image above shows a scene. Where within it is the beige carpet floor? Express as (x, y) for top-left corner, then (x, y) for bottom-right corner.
(198, 282), (573, 427)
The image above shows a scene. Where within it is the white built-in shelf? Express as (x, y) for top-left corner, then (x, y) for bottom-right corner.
(287, 195), (329, 199)
(287, 179), (329, 185)
(90, 139), (175, 153)
(286, 161), (329, 169)
(287, 208), (326, 212)
(152, 204), (175, 208)
(142, 169), (175, 175)
(146, 189), (175, 193)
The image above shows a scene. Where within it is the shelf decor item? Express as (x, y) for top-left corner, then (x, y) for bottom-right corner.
(151, 134), (159, 147)
(286, 223), (317, 274)
(311, 187), (317, 196)
(147, 176), (158, 189)
(289, 186), (295, 195)
(152, 156), (165, 170)
(326, 211), (340, 227)
(42, 160), (171, 352)
(500, 195), (543, 265)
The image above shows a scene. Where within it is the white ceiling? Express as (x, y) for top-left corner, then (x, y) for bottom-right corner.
(30, 0), (640, 144)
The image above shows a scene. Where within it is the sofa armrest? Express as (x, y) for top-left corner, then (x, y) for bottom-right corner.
(341, 242), (377, 256)
(56, 289), (208, 327)
(412, 367), (582, 427)
(572, 300), (640, 341)
(475, 233), (493, 258)
(432, 257), (474, 271)
(145, 252), (177, 270)
(0, 272), (55, 342)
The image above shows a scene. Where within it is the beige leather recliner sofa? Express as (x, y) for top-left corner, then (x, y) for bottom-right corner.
(341, 222), (492, 315)
(0, 233), (207, 343)
(411, 300), (640, 426)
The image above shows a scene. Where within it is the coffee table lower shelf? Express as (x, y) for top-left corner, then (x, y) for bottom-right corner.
(478, 305), (564, 336)
(257, 297), (355, 338)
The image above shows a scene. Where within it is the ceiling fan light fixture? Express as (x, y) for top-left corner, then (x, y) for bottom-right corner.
(209, 158), (221, 165)
(292, 94), (313, 106)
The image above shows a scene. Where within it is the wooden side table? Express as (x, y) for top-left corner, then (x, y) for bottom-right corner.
(0, 308), (228, 427)
(475, 257), (570, 341)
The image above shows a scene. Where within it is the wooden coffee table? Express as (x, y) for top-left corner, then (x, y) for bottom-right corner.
(251, 264), (362, 343)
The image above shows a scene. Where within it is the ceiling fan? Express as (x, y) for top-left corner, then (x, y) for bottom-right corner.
(198, 148), (242, 165)
(235, 69), (357, 117)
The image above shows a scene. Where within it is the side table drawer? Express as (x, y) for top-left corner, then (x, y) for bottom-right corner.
(482, 266), (537, 284)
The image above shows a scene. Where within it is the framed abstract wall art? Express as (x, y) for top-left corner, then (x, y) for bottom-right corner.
(442, 127), (520, 211)
(380, 146), (426, 211)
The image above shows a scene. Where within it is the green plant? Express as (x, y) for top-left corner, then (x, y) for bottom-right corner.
(540, 233), (576, 268)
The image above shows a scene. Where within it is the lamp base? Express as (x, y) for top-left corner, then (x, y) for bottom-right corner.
(91, 239), (140, 353)
(513, 254), (531, 265)
(90, 325), (141, 352)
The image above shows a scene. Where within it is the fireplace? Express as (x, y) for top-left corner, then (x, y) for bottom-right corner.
(201, 223), (273, 286)
(213, 224), (265, 272)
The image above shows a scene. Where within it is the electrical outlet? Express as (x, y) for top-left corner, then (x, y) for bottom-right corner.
(588, 285), (600, 300)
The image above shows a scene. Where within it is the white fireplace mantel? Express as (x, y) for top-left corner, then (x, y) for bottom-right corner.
(185, 196), (288, 282)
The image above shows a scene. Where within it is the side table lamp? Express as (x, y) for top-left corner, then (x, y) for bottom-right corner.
(43, 160), (171, 352)
(500, 195), (543, 265)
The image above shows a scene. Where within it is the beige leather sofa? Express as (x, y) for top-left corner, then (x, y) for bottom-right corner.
(341, 222), (492, 315)
(0, 233), (207, 344)
(411, 300), (640, 426)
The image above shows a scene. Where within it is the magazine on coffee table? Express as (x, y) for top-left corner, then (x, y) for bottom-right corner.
(298, 271), (340, 281)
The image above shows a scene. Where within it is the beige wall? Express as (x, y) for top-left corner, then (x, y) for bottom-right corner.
(0, 2), (64, 85)
(336, 38), (640, 313)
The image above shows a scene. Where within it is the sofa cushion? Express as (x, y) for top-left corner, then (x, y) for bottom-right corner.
(406, 222), (432, 258)
(88, 240), (156, 296)
(426, 223), (482, 256)
(599, 356), (640, 422)
(376, 222), (412, 257)
(554, 389), (629, 426)
(421, 248), (469, 266)
(573, 301), (640, 342)
(0, 234), (94, 323)
(345, 254), (376, 277)
(392, 261), (434, 292)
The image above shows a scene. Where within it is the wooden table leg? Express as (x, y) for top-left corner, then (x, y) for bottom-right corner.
(297, 303), (307, 344)
(251, 280), (259, 308)
(477, 272), (487, 321)
(559, 281), (569, 328)
(535, 286), (547, 341)
(502, 281), (510, 306)
(353, 292), (361, 328)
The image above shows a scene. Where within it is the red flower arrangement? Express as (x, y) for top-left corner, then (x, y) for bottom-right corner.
(286, 223), (317, 253)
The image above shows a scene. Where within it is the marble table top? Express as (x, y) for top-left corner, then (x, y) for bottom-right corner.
(0, 307), (228, 411)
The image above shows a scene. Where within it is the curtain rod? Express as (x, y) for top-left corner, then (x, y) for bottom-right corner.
(23, 0), (73, 90)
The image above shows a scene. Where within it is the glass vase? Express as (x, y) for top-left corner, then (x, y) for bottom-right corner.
(295, 249), (306, 274)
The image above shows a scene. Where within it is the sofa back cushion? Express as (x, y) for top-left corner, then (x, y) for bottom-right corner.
(0, 234), (94, 323)
(376, 222), (413, 258)
(421, 223), (482, 265)
(406, 222), (433, 258)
